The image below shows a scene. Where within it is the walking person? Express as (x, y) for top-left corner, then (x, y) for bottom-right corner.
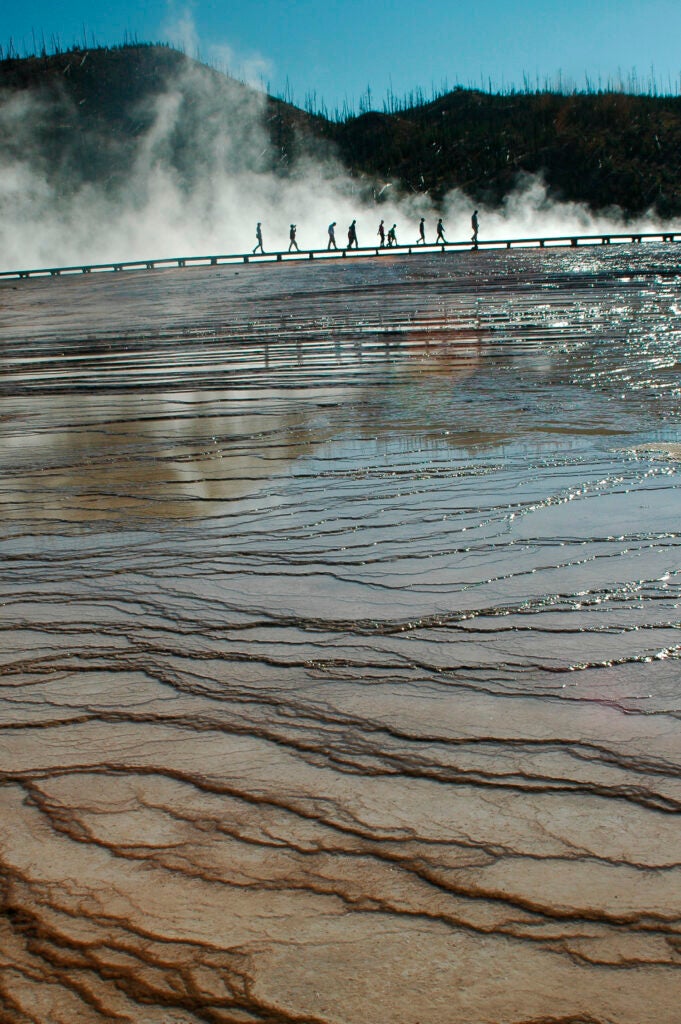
(377, 219), (386, 246)
(436, 218), (446, 244)
(252, 222), (265, 254)
(387, 223), (397, 247)
(347, 219), (358, 249)
(327, 221), (337, 250)
(288, 224), (299, 251)
(416, 217), (426, 244)
(471, 209), (479, 245)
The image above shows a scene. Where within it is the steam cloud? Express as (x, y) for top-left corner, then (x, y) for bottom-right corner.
(0, 51), (671, 272)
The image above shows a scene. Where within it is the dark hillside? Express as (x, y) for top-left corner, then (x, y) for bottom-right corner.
(0, 45), (311, 197)
(320, 89), (681, 215)
(1, 45), (680, 217)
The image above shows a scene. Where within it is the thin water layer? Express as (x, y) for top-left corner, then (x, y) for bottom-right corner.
(0, 246), (680, 1023)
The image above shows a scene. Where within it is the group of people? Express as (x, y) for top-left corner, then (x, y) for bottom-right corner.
(252, 210), (480, 254)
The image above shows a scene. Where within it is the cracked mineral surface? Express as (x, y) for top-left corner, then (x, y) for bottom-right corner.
(0, 247), (680, 1023)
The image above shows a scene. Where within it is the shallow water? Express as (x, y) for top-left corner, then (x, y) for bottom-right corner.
(0, 246), (680, 1023)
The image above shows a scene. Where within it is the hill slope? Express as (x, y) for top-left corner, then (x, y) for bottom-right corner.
(323, 90), (681, 216)
(1, 44), (680, 217)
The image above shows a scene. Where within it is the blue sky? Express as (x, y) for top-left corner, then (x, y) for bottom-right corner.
(4, 0), (681, 111)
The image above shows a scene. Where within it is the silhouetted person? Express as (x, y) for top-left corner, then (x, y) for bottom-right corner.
(377, 219), (386, 246)
(347, 219), (358, 249)
(471, 209), (479, 245)
(417, 217), (426, 244)
(328, 221), (337, 249)
(288, 224), (299, 251)
(252, 222), (264, 254)
(387, 223), (397, 247)
(436, 218), (446, 243)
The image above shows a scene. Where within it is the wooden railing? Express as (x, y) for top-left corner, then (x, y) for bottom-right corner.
(1, 231), (678, 281)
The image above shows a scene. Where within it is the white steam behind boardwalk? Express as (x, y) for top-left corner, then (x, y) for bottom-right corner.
(0, 56), (674, 271)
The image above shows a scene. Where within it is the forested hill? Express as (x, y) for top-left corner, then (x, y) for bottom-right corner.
(324, 90), (681, 216)
(1, 43), (680, 217)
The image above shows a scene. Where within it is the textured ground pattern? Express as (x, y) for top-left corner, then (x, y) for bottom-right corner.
(1, 247), (680, 1023)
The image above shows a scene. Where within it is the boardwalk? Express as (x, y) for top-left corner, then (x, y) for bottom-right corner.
(1, 230), (678, 281)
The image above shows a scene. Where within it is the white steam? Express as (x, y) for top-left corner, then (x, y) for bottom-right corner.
(160, 5), (201, 60)
(0, 54), (672, 272)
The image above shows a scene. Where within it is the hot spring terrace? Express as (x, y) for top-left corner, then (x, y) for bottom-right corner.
(2, 229), (679, 280)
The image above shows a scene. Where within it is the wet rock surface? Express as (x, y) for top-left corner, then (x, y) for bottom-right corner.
(1, 248), (680, 1022)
